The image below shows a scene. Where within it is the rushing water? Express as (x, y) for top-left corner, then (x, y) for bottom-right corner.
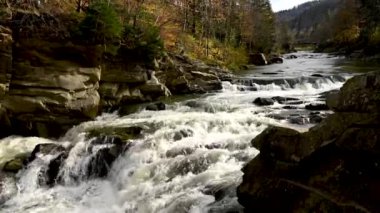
(0, 52), (364, 213)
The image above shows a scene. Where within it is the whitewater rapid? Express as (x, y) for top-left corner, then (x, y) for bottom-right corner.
(0, 52), (354, 213)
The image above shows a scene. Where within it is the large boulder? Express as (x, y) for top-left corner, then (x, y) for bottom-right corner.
(248, 53), (267, 66)
(253, 97), (274, 106)
(327, 72), (380, 112)
(238, 72), (380, 213)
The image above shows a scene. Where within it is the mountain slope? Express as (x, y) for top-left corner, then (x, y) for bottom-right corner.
(276, 0), (342, 43)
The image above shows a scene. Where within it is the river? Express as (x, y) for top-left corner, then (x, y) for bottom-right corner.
(0, 52), (375, 213)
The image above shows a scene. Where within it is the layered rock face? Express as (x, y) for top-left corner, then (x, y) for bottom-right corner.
(4, 65), (101, 137)
(238, 72), (380, 213)
(100, 59), (170, 110)
(156, 54), (225, 94)
(0, 23), (13, 137)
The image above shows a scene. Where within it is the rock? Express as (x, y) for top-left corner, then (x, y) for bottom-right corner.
(283, 106), (297, 110)
(249, 53), (267, 66)
(319, 89), (339, 99)
(146, 102), (166, 111)
(102, 64), (148, 84)
(2, 63), (101, 138)
(327, 72), (380, 113)
(253, 97), (275, 106)
(269, 57), (284, 64)
(40, 152), (67, 186)
(311, 74), (324, 78)
(238, 72), (380, 213)
(0, 105), (11, 138)
(28, 143), (67, 163)
(251, 126), (302, 162)
(3, 157), (24, 173)
(156, 54), (224, 95)
(272, 96), (300, 104)
(173, 129), (194, 141)
(286, 54), (298, 59)
(190, 71), (218, 81)
(267, 114), (287, 120)
(262, 72), (279, 75)
(289, 116), (308, 125)
(309, 114), (323, 124)
(86, 126), (143, 141)
(305, 103), (329, 111)
(86, 136), (127, 178)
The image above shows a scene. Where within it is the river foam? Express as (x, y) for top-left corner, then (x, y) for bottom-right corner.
(0, 52), (352, 213)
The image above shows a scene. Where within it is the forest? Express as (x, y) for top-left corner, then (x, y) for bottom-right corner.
(2, 0), (380, 69)
(278, 0), (380, 55)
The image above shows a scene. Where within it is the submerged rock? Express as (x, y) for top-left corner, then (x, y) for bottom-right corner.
(86, 126), (143, 141)
(272, 96), (300, 104)
(269, 57), (284, 64)
(173, 129), (194, 141)
(146, 102), (166, 111)
(253, 97), (275, 106)
(2, 156), (25, 173)
(238, 72), (380, 212)
(305, 103), (329, 111)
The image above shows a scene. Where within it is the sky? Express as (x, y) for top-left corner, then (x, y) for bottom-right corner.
(270, 0), (311, 12)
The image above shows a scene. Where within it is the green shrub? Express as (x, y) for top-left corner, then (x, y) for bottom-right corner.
(77, 0), (122, 44)
(119, 23), (164, 63)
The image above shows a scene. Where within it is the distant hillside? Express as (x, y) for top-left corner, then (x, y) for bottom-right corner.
(276, 0), (342, 43)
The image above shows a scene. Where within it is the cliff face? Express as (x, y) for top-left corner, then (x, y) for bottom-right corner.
(0, 11), (224, 138)
(237, 72), (380, 213)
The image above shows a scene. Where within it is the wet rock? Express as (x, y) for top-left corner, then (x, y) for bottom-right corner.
(28, 143), (66, 163)
(41, 152), (68, 186)
(184, 100), (202, 108)
(286, 100), (304, 105)
(262, 72), (279, 75)
(271, 96), (300, 104)
(86, 142), (125, 178)
(311, 74), (324, 78)
(253, 98), (275, 106)
(249, 53), (267, 66)
(286, 54), (298, 59)
(309, 115), (323, 124)
(251, 126), (302, 162)
(173, 129), (194, 141)
(2, 156), (26, 173)
(267, 114), (287, 120)
(305, 103), (329, 111)
(269, 57), (284, 64)
(86, 126), (143, 141)
(283, 106), (298, 110)
(238, 72), (380, 213)
(319, 89), (339, 99)
(289, 116), (308, 125)
(205, 143), (223, 150)
(146, 102), (166, 111)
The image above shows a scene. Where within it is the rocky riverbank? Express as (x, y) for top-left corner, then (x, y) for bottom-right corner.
(237, 71), (380, 212)
(0, 11), (226, 139)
